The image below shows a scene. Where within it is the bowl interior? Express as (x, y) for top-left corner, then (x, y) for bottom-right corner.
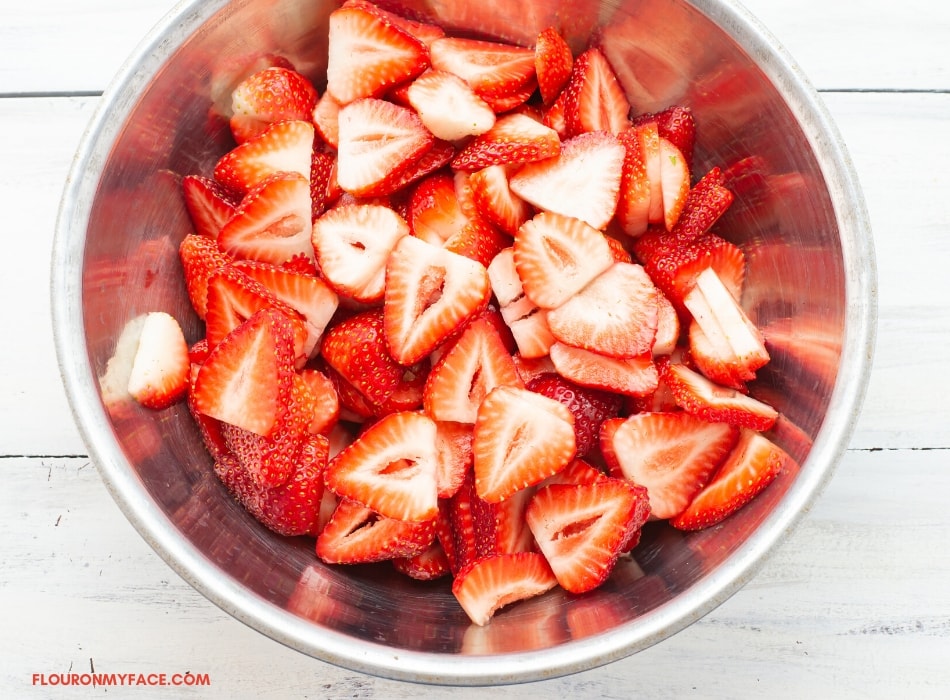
(54, 0), (873, 685)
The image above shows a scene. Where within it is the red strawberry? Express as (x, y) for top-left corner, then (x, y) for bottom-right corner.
(540, 458), (608, 488)
(234, 259), (339, 356)
(659, 136), (690, 230)
(298, 368), (340, 435)
(509, 130), (625, 230)
(473, 386), (576, 503)
(468, 164), (530, 236)
(179, 233), (232, 319)
(213, 119), (314, 194)
(309, 148), (339, 220)
(548, 342), (658, 397)
(311, 202), (409, 303)
(669, 167), (734, 243)
(192, 307), (296, 437)
(513, 211), (615, 309)
(126, 312), (191, 410)
(312, 91), (342, 148)
(342, 0), (445, 46)
(216, 171), (314, 266)
(659, 358), (779, 431)
(526, 478), (650, 593)
(383, 234), (491, 366)
(434, 420), (474, 499)
(634, 105), (696, 170)
(443, 217), (511, 268)
(429, 37), (536, 101)
(541, 87), (569, 137)
(486, 247), (556, 358)
(653, 288), (681, 356)
(547, 262), (660, 358)
(316, 498), (436, 564)
(451, 112), (560, 172)
(423, 314), (524, 424)
(320, 309), (406, 408)
(561, 47), (631, 137)
(600, 412), (739, 519)
(406, 69), (496, 141)
(671, 429), (792, 531)
(534, 27), (573, 105)
(452, 552), (558, 626)
(614, 127), (651, 237)
(473, 485), (537, 559)
(325, 4), (430, 104)
(393, 540), (452, 580)
(335, 98), (435, 196)
(408, 173), (471, 244)
(181, 175), (240, 239)
(230, 66), (319, 143)
(324, 411), (439, 522)
(525, 372), (622, 457)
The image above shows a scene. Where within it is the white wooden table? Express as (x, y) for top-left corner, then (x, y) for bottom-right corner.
(3, 1), (949, 697)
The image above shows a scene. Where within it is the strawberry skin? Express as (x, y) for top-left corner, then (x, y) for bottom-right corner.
(525, 372), (622, 457)
(451, 112), (560, 172)
(671, 429), (793, 531)
(429, 36), (536, 101)
(534, 27), (573, 105)
(179, 233), (232, 320)
(561, 47), (631, 137)
(230, 66), (319, 143)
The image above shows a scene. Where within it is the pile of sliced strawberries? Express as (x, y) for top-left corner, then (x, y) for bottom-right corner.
(124, 0), (797, 626)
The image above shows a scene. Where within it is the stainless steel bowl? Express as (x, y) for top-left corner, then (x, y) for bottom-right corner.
(52, 0), (876, 685)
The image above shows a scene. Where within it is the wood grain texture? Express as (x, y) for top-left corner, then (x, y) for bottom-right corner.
(3, 0), (949, 698)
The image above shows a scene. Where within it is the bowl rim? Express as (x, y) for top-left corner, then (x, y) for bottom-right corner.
(51, 0), (877, 686)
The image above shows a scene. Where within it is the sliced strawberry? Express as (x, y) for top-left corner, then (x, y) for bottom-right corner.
(213, 119), (314, 195)
(423, 314), (524, 424)
(443, 217), (511, 268)
(525, 372), (622, 457)
(316, 498), (436, 564)
(669, 167), (734, 243)
(513, 211), (615, 309)
(377, 138), (455, 195)
(659, 136), (690, 230)
(633, 105), (696, 171)
(434, 420), (474, 499)
(548, 342), (658, 397)
(541, 87), (569, 137)
(341, 0), (445, 47)
(407, 69), (496, 141)
(633, 120), (664, 225)
(179, 233), (232, 319)
(500, 300), (556, 359)
(309, 148), (339, 220)
(126, 311), (191, 410)
(468, 164), (530, 236)
(408, 173), (471, 244)
(683, 267), (769, 384)
(441, 472), (480, 574)
(392, 540), (452, 580)
(509, 130), (625, 230)
(540, 458), (607, 488)
(429, 36), (536, 101)
(298, 368), (340, 435)
(547, 261), (659, 358)
(481, 76), (538, 113)
(561, 47), (631, 137)
(192, 307), (296, 437)
(335, 98), (435, 196)
(324, 411), (439, 522)
(181, 175), (240, 239)
(230, 66), (319, 143)
(452, 551), (558, 626)
(325, 4), (429, 104)
(321, 309), (406, 408)
(451, 112), (560, 172)
(614, 127), (651, 237)
(312, 91), (342, 148)
(671, 429), (792, 531)
(601, 412), (739, 519)
(234, 259), (338, 354)
(473, 485), (536, 559)
(311, 202), (409, 303)
(534, 27), (573, 105)
(383, 234), (491, 365)
(526, 478), (649, 593)
(653, 288), (681, 356)
(473, 386), (576, 503)
(216, 171), (314, 266)
(659, 358), (779, 431)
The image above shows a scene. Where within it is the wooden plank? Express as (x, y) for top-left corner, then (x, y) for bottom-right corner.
(3, 449), (947, 696)
(2, 1), (948, 94)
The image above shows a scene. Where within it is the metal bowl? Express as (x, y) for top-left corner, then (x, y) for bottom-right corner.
(51, 0), (876, 685)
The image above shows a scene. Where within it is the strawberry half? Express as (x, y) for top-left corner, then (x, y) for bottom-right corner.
(561, 47), (631, 137)
(473, 386), (576, 503)
(324, 411), (439, 522)
(213, 119), (314, 195)
(600, 412), (739, 519)
(230, 66), (319, 143)
(526, 478), (650, 593)
(509, 130), (625, 230)
(406, 69), (496, 141)
(383, 235), (491, 366)
(451, 112), (560, 172)
(534, 27), (573, 105)
(316, 497), (436, 564)
(311, 202), (409, 303)
(126, 312), (191, 410)
(216, 171), (314, 266)
(671, 429), (792, 531)
(335, 98), (435, 196)
(325, 4), (430, 104)
(451, 551), (558, 626)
